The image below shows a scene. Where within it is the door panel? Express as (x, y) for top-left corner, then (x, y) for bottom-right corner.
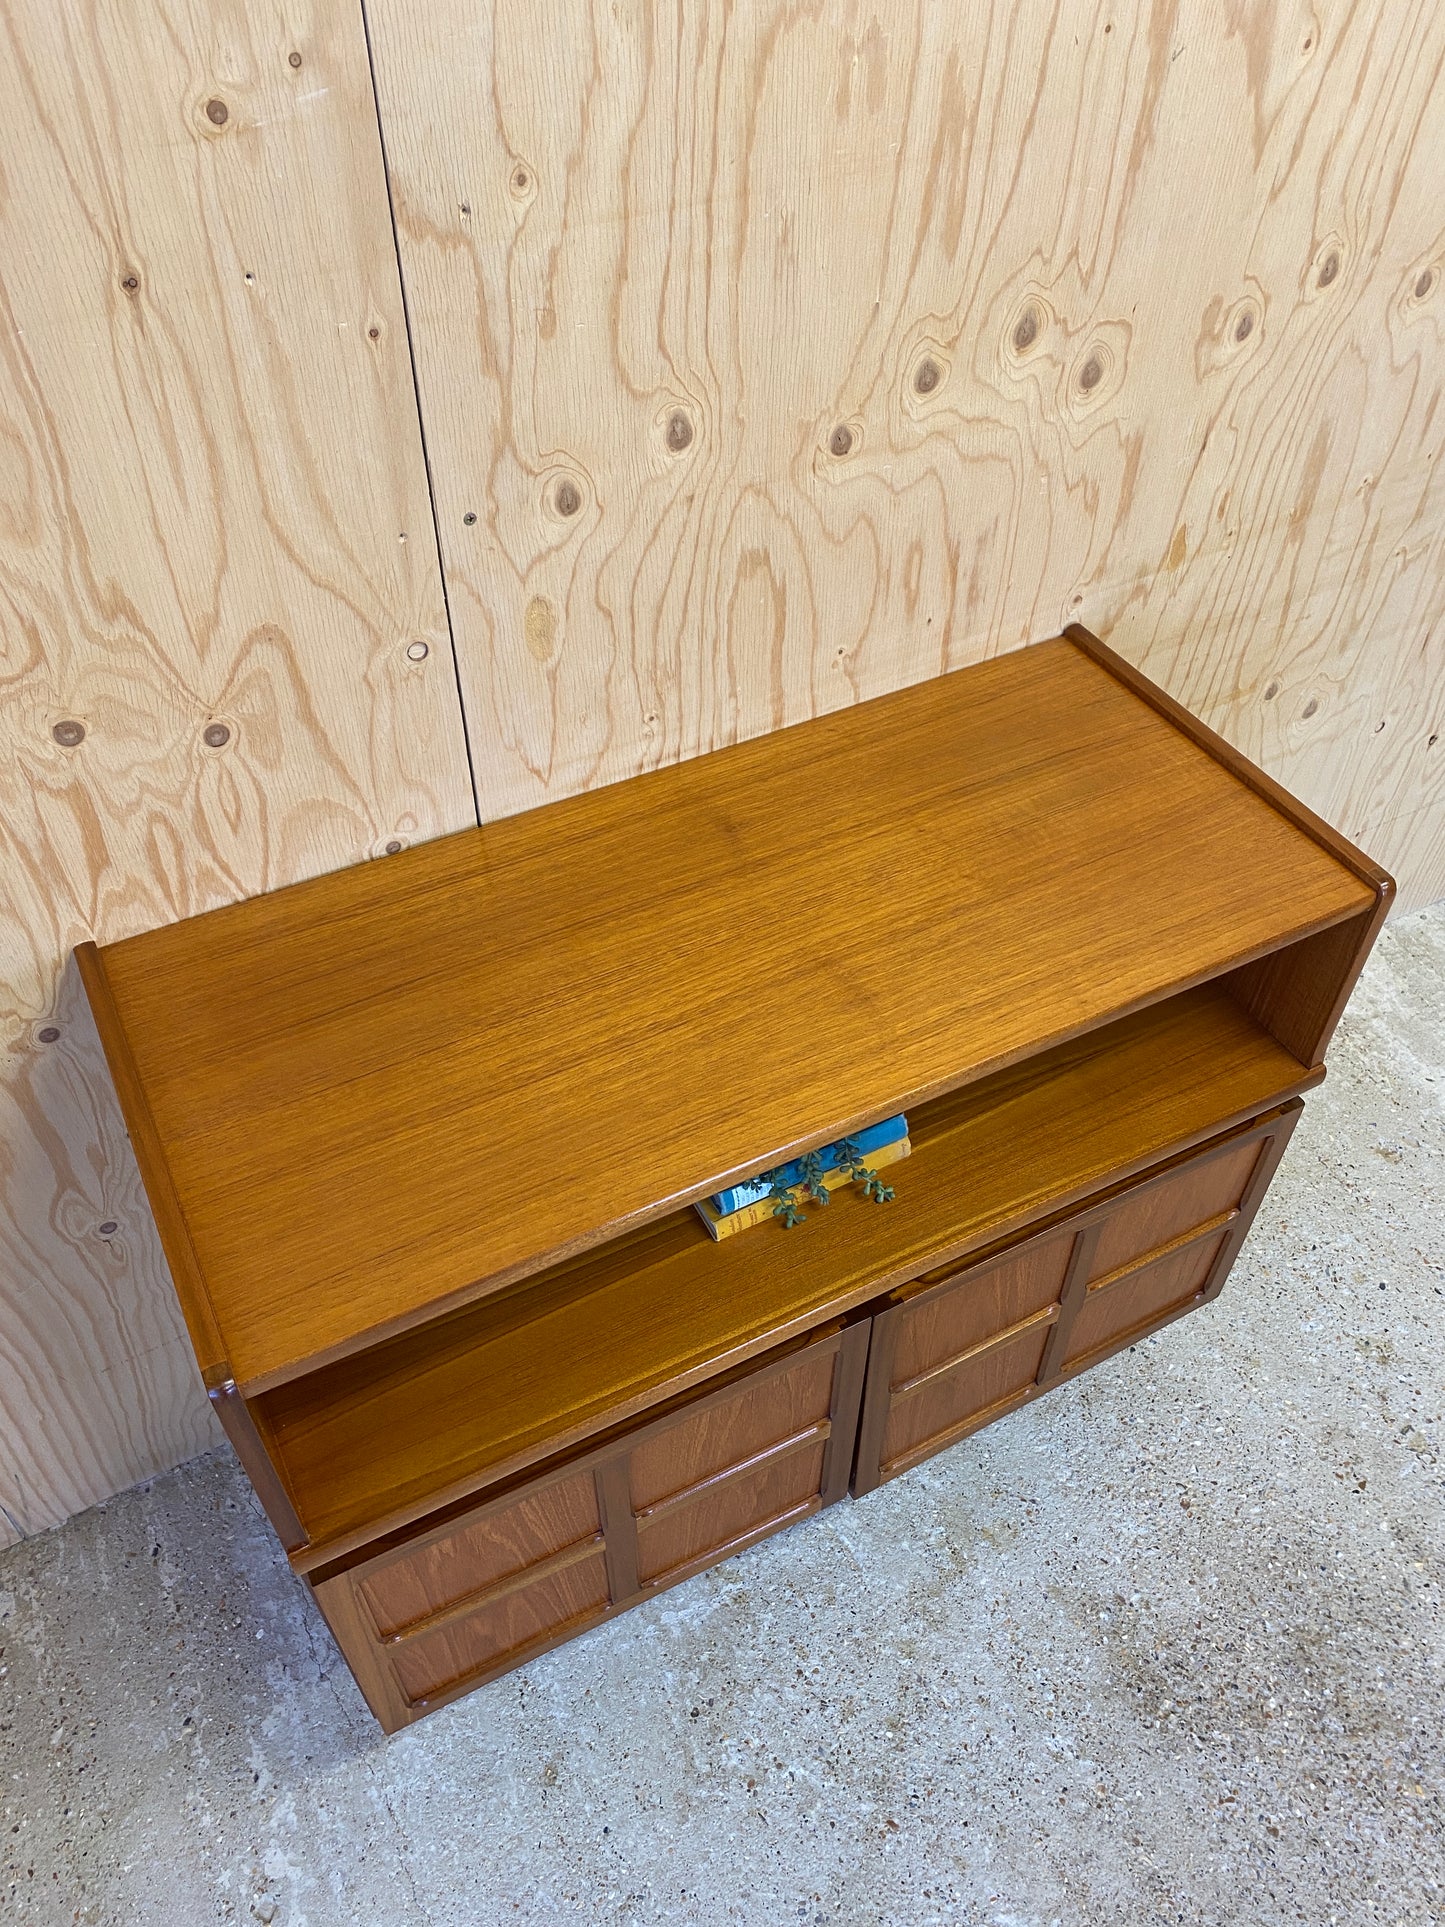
(887, 1229), (1074, 1391)
(635, 1437), (829, 1584)
(357, 1464), (602, 1640)
(389, 1549), (612, 1707)
(1085, 1134), (1260, 1283)
(626, 1328), (864, 1586)
(627, 1342), (838, 1512)
(854, 1105), (1300, 1495)
(880, 1320), (1054, 1477)
(1063, 1231), (1230, 1367)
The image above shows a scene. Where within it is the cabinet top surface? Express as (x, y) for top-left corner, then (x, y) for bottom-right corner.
(91, 638), (1374, 1391)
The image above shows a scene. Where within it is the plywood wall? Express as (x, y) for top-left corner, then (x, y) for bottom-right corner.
(2, 0), (1442, 1538)
(367, 0), (1443, 894)
(0, 0), (474, 1535)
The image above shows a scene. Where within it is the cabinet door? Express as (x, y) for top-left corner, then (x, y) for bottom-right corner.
(853, 1104), (1300, 1495)
(312, 1458), (612, 1731)
(313, 1322), (867, 1729)
(623, 1321), (866, 1592)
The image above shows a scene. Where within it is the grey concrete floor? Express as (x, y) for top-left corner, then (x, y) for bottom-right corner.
(4, 906), (1444, 1927)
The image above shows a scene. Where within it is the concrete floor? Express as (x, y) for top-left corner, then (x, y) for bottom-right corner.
(4, 907), (1443, 1927)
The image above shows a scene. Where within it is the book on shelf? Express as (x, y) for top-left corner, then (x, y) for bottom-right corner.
(707, 1114), (909, 1216)
(694, 1136), (911, 1241)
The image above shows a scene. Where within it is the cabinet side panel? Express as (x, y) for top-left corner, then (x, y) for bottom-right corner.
(311, 1570), (413, 1733)
(1224, 906), (1388, 1066)
(210, 1382), (306, 1553)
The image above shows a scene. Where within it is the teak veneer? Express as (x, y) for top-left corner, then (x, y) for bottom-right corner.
(78, 629), (1391, 1729)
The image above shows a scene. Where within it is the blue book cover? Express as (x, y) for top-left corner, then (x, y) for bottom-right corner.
(710, 1115), (908, 1216)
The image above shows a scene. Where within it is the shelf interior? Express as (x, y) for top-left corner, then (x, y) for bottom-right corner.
(259, 979), (1311, 1565)
(96, 639), (1372, 1394)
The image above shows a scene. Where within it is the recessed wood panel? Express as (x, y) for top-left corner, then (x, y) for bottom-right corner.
(0, 0), (473, 1532)
(635, 1443), (828, 1587)
(1064, 1235), (1229, 1368)
(1086, 1137), (1261, 1284)
(880, 1324), (1052, 1477)
(357, 1465), (600, 1638)
(387, 1551), (611, 1707)
(628, 1346), (836, 1512)
(888, 1230), (1074, 1392)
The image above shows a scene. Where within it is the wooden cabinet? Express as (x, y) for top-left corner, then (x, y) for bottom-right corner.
(76, 629), (1391, 1730)
(852, 1107), (1300, 1494)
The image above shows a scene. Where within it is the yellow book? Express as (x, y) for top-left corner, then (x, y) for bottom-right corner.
(693, 1137), (911, 1240)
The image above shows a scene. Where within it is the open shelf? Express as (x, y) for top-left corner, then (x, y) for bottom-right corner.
(83, 637), (1374, 1395)
(263, 980), (1312, 1566)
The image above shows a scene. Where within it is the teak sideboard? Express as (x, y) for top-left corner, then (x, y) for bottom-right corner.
(77, 629), (1391, 1731)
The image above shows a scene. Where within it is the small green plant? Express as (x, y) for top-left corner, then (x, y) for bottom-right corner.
(798, 1150), (832, 1207)
(762, 1137), (899, 1227)
(769, 1171), (806, 1228)
(835, 1136), (896, 1204)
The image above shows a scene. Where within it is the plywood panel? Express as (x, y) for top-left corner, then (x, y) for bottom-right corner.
(365, 0), (1444, 906)
(0, 0), (475, 1533)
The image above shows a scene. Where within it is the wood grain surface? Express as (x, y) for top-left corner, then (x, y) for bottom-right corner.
(0, 0), (474, 1533)
(364, 0), (1444, 906)
(90, 639), (1369, 1396)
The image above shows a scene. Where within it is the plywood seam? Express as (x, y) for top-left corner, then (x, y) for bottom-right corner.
(355, 0), (481, 827)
